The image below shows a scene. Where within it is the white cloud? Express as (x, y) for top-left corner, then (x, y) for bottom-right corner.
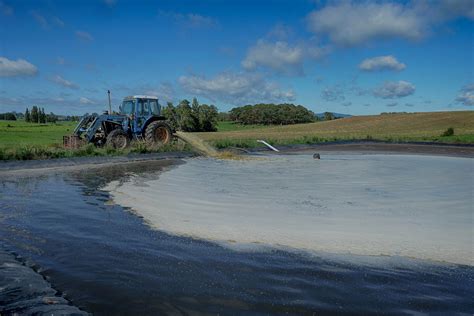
(386, 102), (398, 107)
(31, 11), (48, 29)
(0, 96), (21, 106)
(307, 0), (474, 46)
(359, 55), (406, 72)
(242, 40), (304, 75)
(76, 31), (93, 41)
(158, 11), (218, 29)
(0, 57), (38, 77)
(267, 23), (294, 39)
(242, 40), (329, 75)
(110, 82), (175, 103)
(0, 94), (103, 114)
(179, 72), (295, 105)
(455, 83), (474, 106)
(103, 0), (117, 7)
(0, 1), (13, 15)
(186, 13), (217, 28)
(307, 2), (423, 46)
(321, 85), (345, 102)
(137, 83), (175, 103)
(29, 11), (65, 29)
(373, 81), (415, 99)
(433, 0), (474, 20)
(79, 97), (94, 105)
(53, 17), (65, 27)
(51, 75), (79, 89)
(0, 95), (89, 113)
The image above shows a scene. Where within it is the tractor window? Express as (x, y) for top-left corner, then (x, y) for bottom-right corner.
(149, 100), (160, 115)
(137, 99), (149, 116)
(122, 100), (135, 115)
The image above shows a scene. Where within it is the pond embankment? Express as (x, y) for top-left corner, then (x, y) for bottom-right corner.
(0, 246), (88, 315)
(0, 151), (197, 175)
(1, 141), (473, 175)
(249, 141), (474, 157)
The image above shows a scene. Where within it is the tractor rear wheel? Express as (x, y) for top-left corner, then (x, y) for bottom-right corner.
(145, 121), (172, 147)
(106, 129), (130, 150)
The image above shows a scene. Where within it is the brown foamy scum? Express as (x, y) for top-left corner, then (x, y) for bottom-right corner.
(104, 154), (474, 265)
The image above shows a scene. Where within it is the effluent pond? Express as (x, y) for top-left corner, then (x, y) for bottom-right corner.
(0, 153), (473, 315)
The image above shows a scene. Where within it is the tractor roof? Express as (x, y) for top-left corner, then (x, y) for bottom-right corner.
(123, 95), (159, 101)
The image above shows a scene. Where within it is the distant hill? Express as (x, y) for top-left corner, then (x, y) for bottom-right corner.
(315, 112), (352, 119)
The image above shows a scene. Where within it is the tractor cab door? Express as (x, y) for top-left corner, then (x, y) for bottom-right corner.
(120, 99), (135, 133)
(135, 98), (151, 133)
(148, 99), (161, 116)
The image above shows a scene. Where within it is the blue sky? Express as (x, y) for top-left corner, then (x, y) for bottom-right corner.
(0, 0), (473, 115)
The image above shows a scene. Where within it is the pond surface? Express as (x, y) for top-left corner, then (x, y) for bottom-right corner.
(107, 154), (473, 265)
(0, 154), (473, 315)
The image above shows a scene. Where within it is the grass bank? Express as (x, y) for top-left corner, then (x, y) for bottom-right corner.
(196, 111), (474, 148)
(0, 141), (190, 161)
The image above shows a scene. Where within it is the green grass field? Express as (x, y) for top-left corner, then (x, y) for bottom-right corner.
(216, 121), (266, 132)
(0, 111), (473, 160)
(0, 120), (77, 146)
(0, 120), (188, 160)
(197, 111), (474, 148)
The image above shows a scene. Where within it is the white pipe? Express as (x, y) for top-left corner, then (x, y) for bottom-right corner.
(257, 140), (279, 152)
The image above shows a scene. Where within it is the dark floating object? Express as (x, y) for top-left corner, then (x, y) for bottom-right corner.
(313, 153), (321, 159)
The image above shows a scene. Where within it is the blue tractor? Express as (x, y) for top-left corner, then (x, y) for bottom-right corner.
(65, 95), (173, 149)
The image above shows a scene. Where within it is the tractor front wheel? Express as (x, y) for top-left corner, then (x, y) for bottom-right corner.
(145, 121), (172, 147)
(106, 129), (130, 150)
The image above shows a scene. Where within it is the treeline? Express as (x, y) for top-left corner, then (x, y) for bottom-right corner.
(0, 112), (17, 120)
(25, 106), (58, 123)
(162, 98), (218, 132)
(229, 103), (316, 125)
(323, 112), (335, 121)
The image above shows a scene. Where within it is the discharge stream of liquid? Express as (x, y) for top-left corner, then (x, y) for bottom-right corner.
(105, 153), (473, 266)
(175, 131), (219, 157)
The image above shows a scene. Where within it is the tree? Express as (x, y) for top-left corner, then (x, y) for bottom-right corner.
(198, 104), (218, 132)
(164, 98), (219, 132)
(25, 108), (31, 122)
(324, 112), (335, 121)
(39, 108), (46, 123)
(191, 97), (201, 131)
(0, 113), (17, 120)
(31, 106), (39, 123)
(217, 112), (230, 121)
(229, 103), (315, 125)
(175, 99), (195, 131)
(162, 102), (178, 130)
(46, 112), (57, 123)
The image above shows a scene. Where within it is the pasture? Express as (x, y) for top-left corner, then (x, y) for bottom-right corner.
(196, 111), (474, 147)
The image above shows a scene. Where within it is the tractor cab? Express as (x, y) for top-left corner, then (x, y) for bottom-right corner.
(120, 95), (162, 134)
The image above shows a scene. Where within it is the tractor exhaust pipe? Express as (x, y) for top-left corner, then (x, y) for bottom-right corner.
(107, 90), (112, 114)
